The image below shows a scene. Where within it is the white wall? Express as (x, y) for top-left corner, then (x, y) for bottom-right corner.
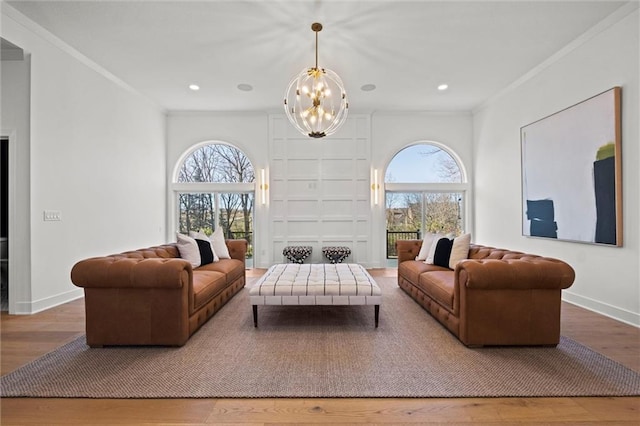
(473, 7), (639, 325)
(1, 6), (167, 313)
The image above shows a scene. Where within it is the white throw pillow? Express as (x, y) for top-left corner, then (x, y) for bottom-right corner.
(210, 227), (231, 259)
(416, 233), (442, 261)
(448, 233), (471, 269)
(176, 233), (201, 267)
(424, 236), (442, 265)
(188, 231), (219, 262)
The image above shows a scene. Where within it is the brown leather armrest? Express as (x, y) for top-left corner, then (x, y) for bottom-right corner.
(226, 239), (248, 262)
(396, 239), (422, 264)
(456, 258), (575, 290)
(71, 257), (191, 289)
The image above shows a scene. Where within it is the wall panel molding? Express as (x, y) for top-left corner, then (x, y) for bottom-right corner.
(268, 115), (372, 266)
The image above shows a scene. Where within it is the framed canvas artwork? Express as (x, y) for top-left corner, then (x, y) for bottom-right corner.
(521, 87), (622, 246)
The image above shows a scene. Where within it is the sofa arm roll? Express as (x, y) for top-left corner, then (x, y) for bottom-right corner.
(396, 240), (422, 264)
(71, 257), (192, 289)
(226, 239), (248, 262)
(456, 258), (575, 290)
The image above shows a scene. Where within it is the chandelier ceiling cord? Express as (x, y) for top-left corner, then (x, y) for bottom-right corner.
(284, 22), (349, 138)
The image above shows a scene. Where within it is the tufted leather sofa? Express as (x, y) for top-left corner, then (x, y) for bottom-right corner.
(71, 240), (247, 347)
(396, 240), (575, 347)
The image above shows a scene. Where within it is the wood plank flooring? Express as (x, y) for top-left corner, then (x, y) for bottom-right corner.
(1, 268), (639, 425)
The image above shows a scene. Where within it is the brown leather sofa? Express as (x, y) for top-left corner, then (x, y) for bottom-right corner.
(396, 240), (575, 347)
(71, 240), (247, 347)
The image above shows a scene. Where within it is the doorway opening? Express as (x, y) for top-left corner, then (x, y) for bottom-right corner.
(1, 137), (8, 311)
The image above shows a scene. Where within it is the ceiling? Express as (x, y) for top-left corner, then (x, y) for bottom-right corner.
(5, 0), (628, 112)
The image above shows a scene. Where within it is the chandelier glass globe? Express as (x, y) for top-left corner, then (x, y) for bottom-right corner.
(284, 23), (348, 138)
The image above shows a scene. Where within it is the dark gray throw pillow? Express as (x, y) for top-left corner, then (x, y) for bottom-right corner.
(195, 238), (214, 266)
(433, 237), (453, 268)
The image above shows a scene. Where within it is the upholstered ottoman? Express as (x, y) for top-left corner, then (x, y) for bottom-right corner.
(322, 246), (351, 263)
(282, 245), (312, 263)
(249, 263), (382, 327)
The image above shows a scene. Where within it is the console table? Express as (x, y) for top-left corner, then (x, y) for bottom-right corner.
(282, 246), (313, 264)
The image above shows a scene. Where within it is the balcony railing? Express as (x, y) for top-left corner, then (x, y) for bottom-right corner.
(387, 230), (421, 258)
(225, 231), (421, 259)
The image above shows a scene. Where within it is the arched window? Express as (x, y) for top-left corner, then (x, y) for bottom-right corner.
(386, 144), (462, 183)
(177, 144), (255, 184)
(384, 143), (468, 259)
(173, 143), (255, 265)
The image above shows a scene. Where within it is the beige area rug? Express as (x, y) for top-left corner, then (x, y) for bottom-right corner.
(1, 277), (639, 398)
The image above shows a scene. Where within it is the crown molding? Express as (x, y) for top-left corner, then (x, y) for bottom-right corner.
(473, 1), (639, 114)
(1, 2), (167, 114)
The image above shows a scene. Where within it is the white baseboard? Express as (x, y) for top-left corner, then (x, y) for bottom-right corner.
(563, 291), (640, 328)
(12, 288), (84, 315)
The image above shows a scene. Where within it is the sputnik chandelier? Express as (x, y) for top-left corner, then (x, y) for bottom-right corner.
(284, 22), (348, 138)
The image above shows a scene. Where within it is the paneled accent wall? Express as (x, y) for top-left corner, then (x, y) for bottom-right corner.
(269, 114), (372, 266)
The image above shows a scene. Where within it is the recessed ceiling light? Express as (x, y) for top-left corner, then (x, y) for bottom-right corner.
(361, 84), (376, 92)
(189, 84), (200, 91)
(437, 84), (449, 91)
(237, 83), (253, 92)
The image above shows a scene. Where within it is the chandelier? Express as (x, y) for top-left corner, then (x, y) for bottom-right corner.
(284, 23), (348, 138)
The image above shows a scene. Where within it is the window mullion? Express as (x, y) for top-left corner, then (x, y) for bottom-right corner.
(213, 192), (218, 230)
(421, 192), (426, 239)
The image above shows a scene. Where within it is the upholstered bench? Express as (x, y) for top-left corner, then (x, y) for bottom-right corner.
(249, 263), (382, 327)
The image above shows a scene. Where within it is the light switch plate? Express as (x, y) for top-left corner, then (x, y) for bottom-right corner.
(43, 210), (61, 221)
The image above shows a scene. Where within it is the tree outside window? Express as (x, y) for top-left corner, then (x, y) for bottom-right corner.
(177, 144), (255, 258)
(385, 144), (465, 258)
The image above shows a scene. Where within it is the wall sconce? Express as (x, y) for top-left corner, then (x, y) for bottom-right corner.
(371, 169), (380, 205)
(260, 168), (269, 205)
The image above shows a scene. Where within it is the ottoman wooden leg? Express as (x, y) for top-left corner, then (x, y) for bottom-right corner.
(375, 305), (380, 328)
(253, 305), (258, 327)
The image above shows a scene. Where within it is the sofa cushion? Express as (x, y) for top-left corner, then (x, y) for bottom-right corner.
(426, 233), (471, 269)
(416, 233), (443, 261)
(189, 231), (220, 262)
(195, 238), (215, 266)
(425, 236), (441, 264)
(197, 258), (245, 283)
(191, 270), (228, 311)
(417, 270), (456, 312)
(211, 227), (231, 259)
(176, 233), (201, 267)
(398, 260), (450, 286)
(449, 233), (471, 269)
(433, 237), (454, 268)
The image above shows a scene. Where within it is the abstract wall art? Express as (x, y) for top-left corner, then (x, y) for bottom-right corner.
(521, 87), (622, 246)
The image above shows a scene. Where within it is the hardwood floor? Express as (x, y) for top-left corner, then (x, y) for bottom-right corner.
(1, 268), (639, 425)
